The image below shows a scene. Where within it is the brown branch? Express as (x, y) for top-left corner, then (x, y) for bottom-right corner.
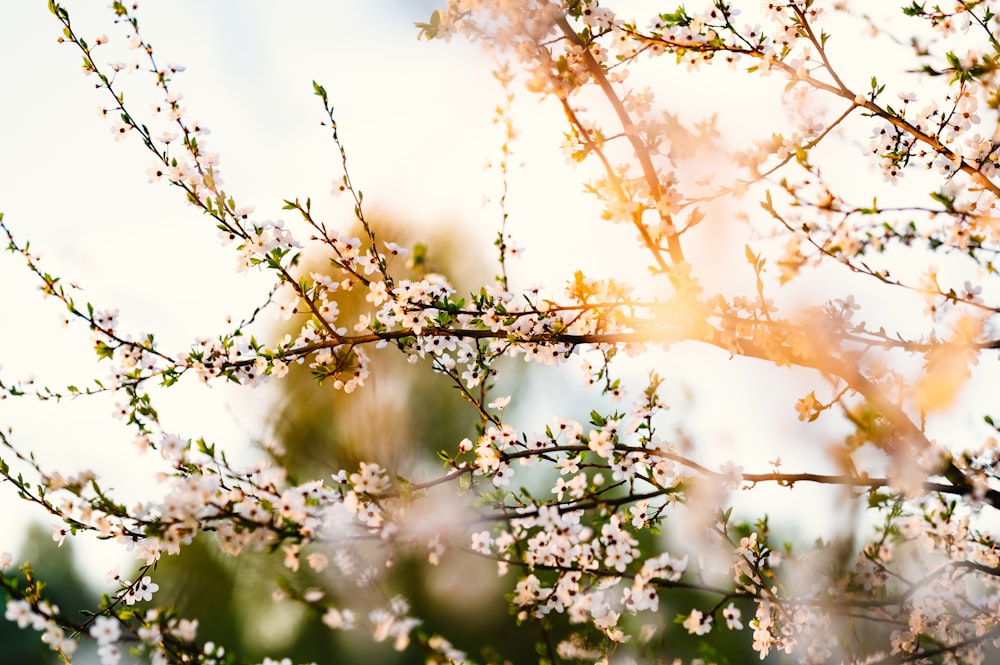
(555, 16), (685, 267)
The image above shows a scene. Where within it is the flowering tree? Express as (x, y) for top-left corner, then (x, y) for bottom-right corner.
(3, 0), (1000, 663)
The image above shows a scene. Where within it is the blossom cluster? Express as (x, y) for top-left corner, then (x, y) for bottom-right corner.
(3, 1), (1000, 664)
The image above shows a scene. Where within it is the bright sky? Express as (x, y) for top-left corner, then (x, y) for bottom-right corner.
(0, 0), (502, 563)
(0, 0), (654, 565)
(2, 0), (989, 589)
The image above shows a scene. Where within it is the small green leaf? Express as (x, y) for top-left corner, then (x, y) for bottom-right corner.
(415, 10), (441, 40)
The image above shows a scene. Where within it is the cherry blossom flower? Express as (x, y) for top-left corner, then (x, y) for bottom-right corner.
(723, 603), (743, 630)
(90, 616), (120, 644)
(683, 609), (713, 636)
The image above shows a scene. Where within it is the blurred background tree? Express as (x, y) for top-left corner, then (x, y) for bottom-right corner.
(140, 211), (765, 663)
(1, 525), (93, 665)
(147, 213), (551, 664)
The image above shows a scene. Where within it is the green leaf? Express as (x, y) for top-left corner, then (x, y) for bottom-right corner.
(415, 10), (441, 40)
(410, 242), (428, 269)
(94, 341), (114, 360)
(312, 80), (327, 102)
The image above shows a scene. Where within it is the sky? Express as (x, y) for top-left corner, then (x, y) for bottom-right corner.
(0, 0), (504, 563)
(0, 0), (678, 569)
(0, 0), (893, 556)
(0, 0), (685, 543)
(1, 0), (991, 601)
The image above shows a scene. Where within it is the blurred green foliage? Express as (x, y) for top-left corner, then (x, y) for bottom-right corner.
(1, 524), (94, 665)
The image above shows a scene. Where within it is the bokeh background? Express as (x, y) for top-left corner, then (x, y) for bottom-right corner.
(4, 2), (988, 663)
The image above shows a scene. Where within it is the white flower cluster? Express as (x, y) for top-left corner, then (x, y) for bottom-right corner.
(6, 1), (1000, 663)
